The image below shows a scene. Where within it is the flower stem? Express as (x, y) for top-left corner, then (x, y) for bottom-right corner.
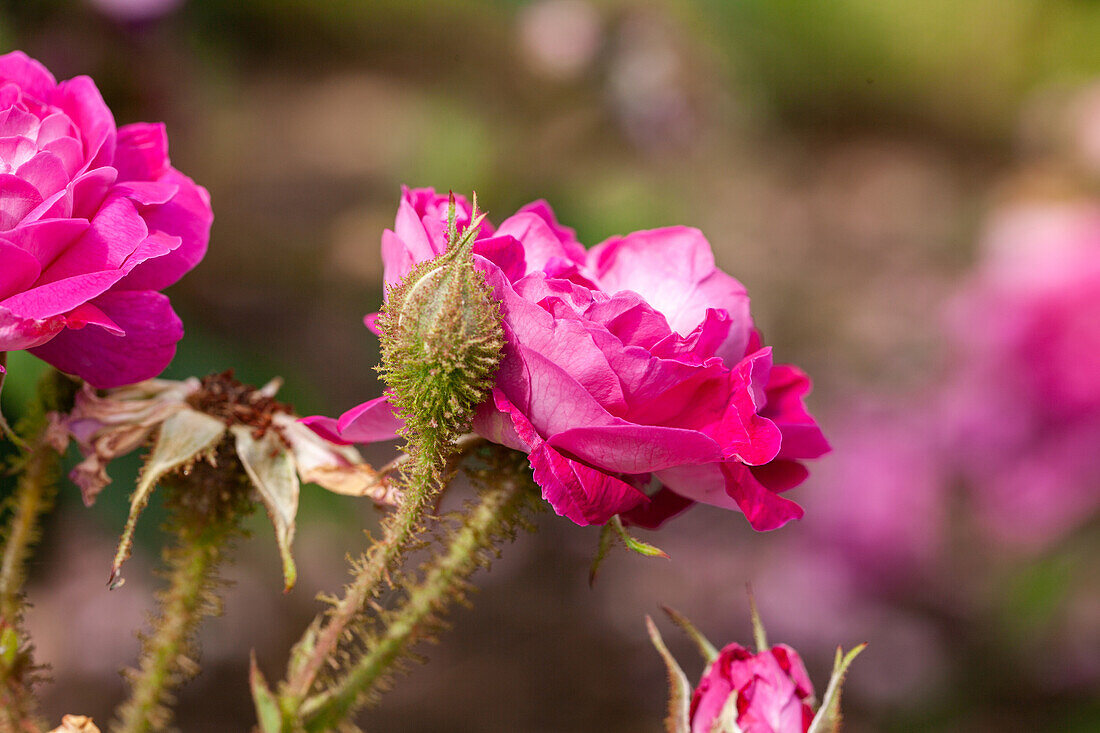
(0, 425), (58, 622)
(298, 462), (531, 732)
(278, 435), (483, 708)
(113, 447), (253, 733)
(0, 368), (64, 733)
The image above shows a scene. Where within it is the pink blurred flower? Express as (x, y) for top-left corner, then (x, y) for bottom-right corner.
(691, 642), (816, 733)
(946, 200), (1100, 547)
(0, 51), (211, 388)
(806, 402), (947, 581)
(307, 187), (828, 530)
(87, 0), (184, 23)
(518, 0), (603, 80)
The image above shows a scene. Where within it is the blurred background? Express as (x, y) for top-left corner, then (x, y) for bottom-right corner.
(1, 0), (1099, 730)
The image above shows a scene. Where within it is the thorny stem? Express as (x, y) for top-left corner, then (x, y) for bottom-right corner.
(279, 434), (484, 709)
(0, 368), (64, 733)
(372, 433), (484, 496)
(113, 447), (253, 733)
(0, 435), (56, 733)
(0, 428), (58, 623)
(298, 466), (530, 732)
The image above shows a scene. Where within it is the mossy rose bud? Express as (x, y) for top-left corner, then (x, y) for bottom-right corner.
(378, 194), (504, 461)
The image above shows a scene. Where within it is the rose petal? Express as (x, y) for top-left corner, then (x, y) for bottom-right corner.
(495, 211), (585, 275)
(589, 226), (753, 365)
(0, 239), (42, 300)
(29, 290), (182, 387)
(548, 424), (724, 474)
(0, 51), (57, 100)
(0, 173), (44, 230)
(114, 122), (169, 182)
(39, 193), (147, 282)
(1, 270), (124, 319)
(301, 394), (403, 445)
(620, 486), (694, 530)
(529, 440), (647, 526)
(117, 170), (211, 291)
(52, 76), (116, 169)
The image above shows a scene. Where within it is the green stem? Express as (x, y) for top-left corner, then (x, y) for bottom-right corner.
(279, 435), (483, 709)
(0, 430), (58, 623)
(113, 457), (251, 733)
(0, 439), (56, 733)
(298, 468), (529, 732)
(0, 368), (64, 733)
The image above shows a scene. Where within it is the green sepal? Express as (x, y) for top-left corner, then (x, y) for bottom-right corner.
(0, 625), (19, 670)
(250, 652), (284, 733)
(662, 605), (719, 663)
(747, 585), (768, 653)
(611, 515), (670, 558)
(806, 643), (867, 733)
(589, 516), (670, 585)
(284, 616), (321, 683)
(709, 691), (744, 733)
(646, 615), (692, 733)
(588, 521), (617, 587)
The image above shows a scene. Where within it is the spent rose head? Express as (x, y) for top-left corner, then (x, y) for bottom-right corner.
(305, 187), (829, 531)
(0, 51), (211, 389)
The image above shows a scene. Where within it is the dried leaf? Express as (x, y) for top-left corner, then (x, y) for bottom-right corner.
(646, 615), (692, 733)
(232, 425), (300, 591)
(56, 379), (199, 505)
(273, 414), (397, 504)
(109, 409), (226, 588)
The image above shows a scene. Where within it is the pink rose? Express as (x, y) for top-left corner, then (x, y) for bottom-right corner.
(0, 51), (211, 388)
(691, 643), (816, 733)
(807, 402), (946, 582)
(307, 187), (828, 530)
(944, 201), (1100, 547)
(88, 0), (185, 24)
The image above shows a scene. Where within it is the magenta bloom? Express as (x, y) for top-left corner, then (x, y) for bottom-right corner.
(807, 402), (946, 581)
(0, 51), (211, 388)
(945, 201), (1100, 547)
(306, 187), (828, 530)
(691, 642), (816, 733)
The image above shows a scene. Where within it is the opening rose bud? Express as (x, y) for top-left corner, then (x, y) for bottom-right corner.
(648, 604), (865, 733)
(379, 193), (504, 462)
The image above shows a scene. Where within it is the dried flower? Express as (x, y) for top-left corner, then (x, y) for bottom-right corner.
(49, 372), (396, 590)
